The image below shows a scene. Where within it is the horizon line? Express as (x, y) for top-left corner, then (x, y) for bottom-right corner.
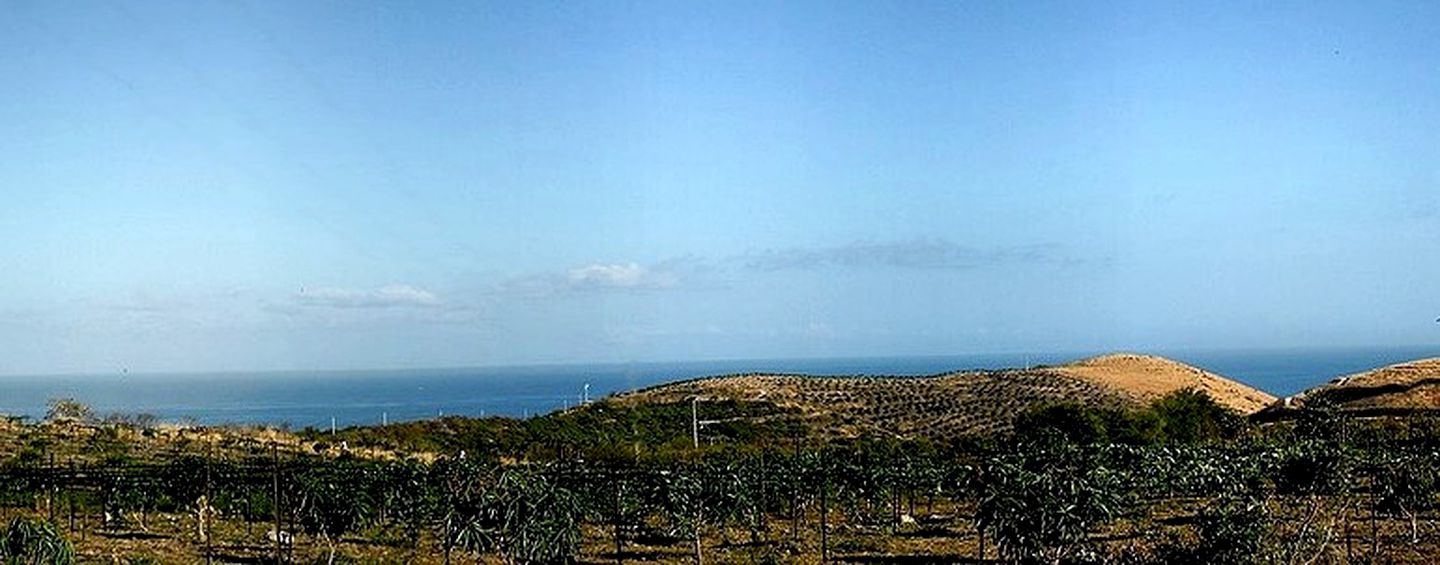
(2, 342), (1437, 380)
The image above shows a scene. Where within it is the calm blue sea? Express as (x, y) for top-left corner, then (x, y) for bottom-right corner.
(0, 346), (1435, 429)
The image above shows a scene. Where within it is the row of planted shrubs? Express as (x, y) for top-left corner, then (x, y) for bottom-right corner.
(5, 391), (1440, 563)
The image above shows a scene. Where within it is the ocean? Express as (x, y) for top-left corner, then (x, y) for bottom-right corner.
(0, 346), (1435, 429)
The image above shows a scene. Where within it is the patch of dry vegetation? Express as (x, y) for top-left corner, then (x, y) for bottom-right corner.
(1276, 358), (1440, 414)
(612, 353), (1272, 439)
(1052, 353), (1276, 414)
(0, 416), (414, 468)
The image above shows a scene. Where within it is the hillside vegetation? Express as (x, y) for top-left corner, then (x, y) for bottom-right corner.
(612, 353), (1275, 440)
(12, 355), (1440, 563)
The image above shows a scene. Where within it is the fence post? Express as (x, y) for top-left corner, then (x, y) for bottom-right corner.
(820, 454), (829, 565)
(273, 443), (282, 565)
(205, 445), (213, 565)
(613, 468), (624, 565)
(790, 435), (800, 543)
(47, 452), (55, 523)
(67, 459), (75, 533)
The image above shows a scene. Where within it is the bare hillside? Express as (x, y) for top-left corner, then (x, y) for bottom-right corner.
(1268, 358), (1440, 415)
(1053, 353), (1276, 414)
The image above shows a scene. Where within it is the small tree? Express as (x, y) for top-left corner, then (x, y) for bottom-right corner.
(454, 466), (582, 564)
(976, 441), (1129, 563)
(1150, 389), (1242, 444)
(44, 399), (92, 424)
(1372, 448), (1439, 545)
(1013, 403), (1109, 445)
(293, 460), (377, 565)
(1155, 494), (1271, 565)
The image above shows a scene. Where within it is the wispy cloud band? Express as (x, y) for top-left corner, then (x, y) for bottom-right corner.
(737, 238), (1063, 271)
(293, 285), (442, 309)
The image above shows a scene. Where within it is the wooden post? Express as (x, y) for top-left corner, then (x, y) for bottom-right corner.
(791, 435), (801, 543)
(101, 474), (110, 539)
(758, 450), (769, 543)
(692, 508), (703, 565)
(613, 469), (624, 565)
(205, 447), (213, 565)
(820, 466), (829, 564)
(66, 460), (74, 533)
(443, 515), (452, 565)
(1344, 496), (1353, 562)
(1370, 447), (1380, 559)
(691, 397), (699, 449)
(272, 444), (282, 565)
(47, 452), (55, 523)
(892, 486), (900, 532)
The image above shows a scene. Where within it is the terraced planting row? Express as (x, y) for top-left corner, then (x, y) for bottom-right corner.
(625, 369), (1137, 439)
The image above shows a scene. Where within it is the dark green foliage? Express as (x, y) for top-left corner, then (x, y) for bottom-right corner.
(1150, 389), (1243, 443)
(1157, 495), (1271, 565)
(303, 399), (801, 460)
(0, 517), (74, 565)
(1272, 440), (1354, 496)
(453, 466), (582, 564)
(975, 441), (1131, 563)
(1371, 447), (1440, 542)
(11, 387), (1440, 563)
(1011, 389), (1243, 447)
(1013, 403), (1113, 445)
(292, 457), (379, 559)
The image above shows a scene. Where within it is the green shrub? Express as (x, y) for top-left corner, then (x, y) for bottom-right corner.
(1150, 389), (1243, 444)
(0, 517), (75, 565)
(976, 442), (1130, 563)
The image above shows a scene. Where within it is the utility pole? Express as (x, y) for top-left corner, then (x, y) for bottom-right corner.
(272, 443), (282, 565)
(691, 397), (699, 449)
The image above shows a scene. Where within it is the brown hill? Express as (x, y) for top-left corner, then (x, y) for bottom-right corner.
(1052, 353), (1275, 414)
(611, 353), (1274, 440)
(1266, 358), (1440, 415)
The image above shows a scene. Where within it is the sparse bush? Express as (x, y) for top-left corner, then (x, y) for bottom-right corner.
(44, 399), (91, 424)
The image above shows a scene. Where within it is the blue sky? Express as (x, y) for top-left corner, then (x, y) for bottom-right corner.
(2, 1), (1438, 374)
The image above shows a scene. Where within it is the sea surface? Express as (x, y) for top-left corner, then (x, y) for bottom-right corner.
(0, 346), (1436, 429)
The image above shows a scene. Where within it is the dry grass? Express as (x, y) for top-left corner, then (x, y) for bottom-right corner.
(1053, 353), (1276, 414)
(1282, 358), (1440, 413)
(0, 418), (417, 468)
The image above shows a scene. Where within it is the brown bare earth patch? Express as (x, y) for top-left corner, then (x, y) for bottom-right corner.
(1050, 353), (1276, 414)
(613, 353), (1274, 439)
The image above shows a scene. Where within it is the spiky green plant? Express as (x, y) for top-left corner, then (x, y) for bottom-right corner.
(0, 517), (75, 565)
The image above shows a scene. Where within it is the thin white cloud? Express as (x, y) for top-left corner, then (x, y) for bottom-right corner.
(293, 284), (442, 309)
(736, 238), (1065, 271)
(567, 262), (677, 290)
(500, 258), (702, 296)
